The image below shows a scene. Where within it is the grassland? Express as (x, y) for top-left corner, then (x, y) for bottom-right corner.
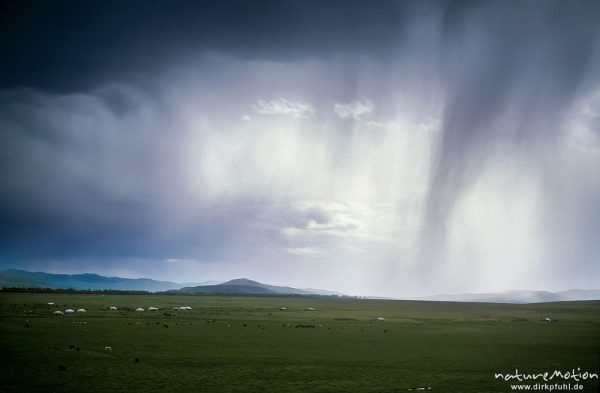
(1, 293), (599, 392)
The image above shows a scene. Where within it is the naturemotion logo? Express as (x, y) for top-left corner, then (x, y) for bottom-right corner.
(495, 368), (598, 391)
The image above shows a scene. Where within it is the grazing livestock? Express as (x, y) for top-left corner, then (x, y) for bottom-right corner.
(280, 307), (287, 311)
(135, 308), (145, 312)
(53, 311), (64, 315)
(305, 307), (316, 311)
(109, 306), (117, 311)
(542, 316), (552, 322)
(65, 309), (75, 313)
(178, 306), (192, 310)
(47, 302), (54, 305)
(104, 346), (112, 353)
(76, 309), (86, 313)
(148, 306), (159, 311)
(376, 316), (385, 321)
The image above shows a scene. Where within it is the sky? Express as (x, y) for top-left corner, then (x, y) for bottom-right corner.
(1, 0), (599, 297)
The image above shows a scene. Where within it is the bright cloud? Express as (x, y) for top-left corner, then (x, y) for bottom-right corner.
(333, 99), (374, 120)
(254, 97), (315, 118)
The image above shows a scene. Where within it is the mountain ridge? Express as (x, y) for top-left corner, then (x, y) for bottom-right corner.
(2, 269), (598, 302)
(178, 277), (341, 296)
(0, 269), (340, 296)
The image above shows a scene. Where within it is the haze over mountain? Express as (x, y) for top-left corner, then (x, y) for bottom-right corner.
(416, 289), (600, 304)
(0, 269), (205, 292)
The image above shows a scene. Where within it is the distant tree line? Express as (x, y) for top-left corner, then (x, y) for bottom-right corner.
(0, 287), (151, 295)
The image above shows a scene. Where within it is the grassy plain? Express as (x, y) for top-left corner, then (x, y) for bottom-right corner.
(1, 293), (599, 392)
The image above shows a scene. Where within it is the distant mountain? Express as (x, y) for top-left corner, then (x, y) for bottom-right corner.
(0, 270), (339, 296)
(0, 269), (199, 292)
(0, 272), (48, 289)
(9, 269), (593, 302)
(416, 289), (600, 303)
(179, 277), (342, 296)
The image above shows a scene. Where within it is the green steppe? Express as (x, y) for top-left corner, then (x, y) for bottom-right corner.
(1, 293), (599, 392)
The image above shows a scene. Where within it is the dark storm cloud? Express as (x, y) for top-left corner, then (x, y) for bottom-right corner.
(0, 0), (422, 92)
(0, 199), (260, 261)
(0, 86), (317, 264)
(0, 87), (251, 262)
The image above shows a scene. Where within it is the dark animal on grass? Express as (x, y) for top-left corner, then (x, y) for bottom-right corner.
(134, 358), (140, 363)
(68, 344), (75, 350)
(163, 324), (169, 328)
(57, 364), (66, 371)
